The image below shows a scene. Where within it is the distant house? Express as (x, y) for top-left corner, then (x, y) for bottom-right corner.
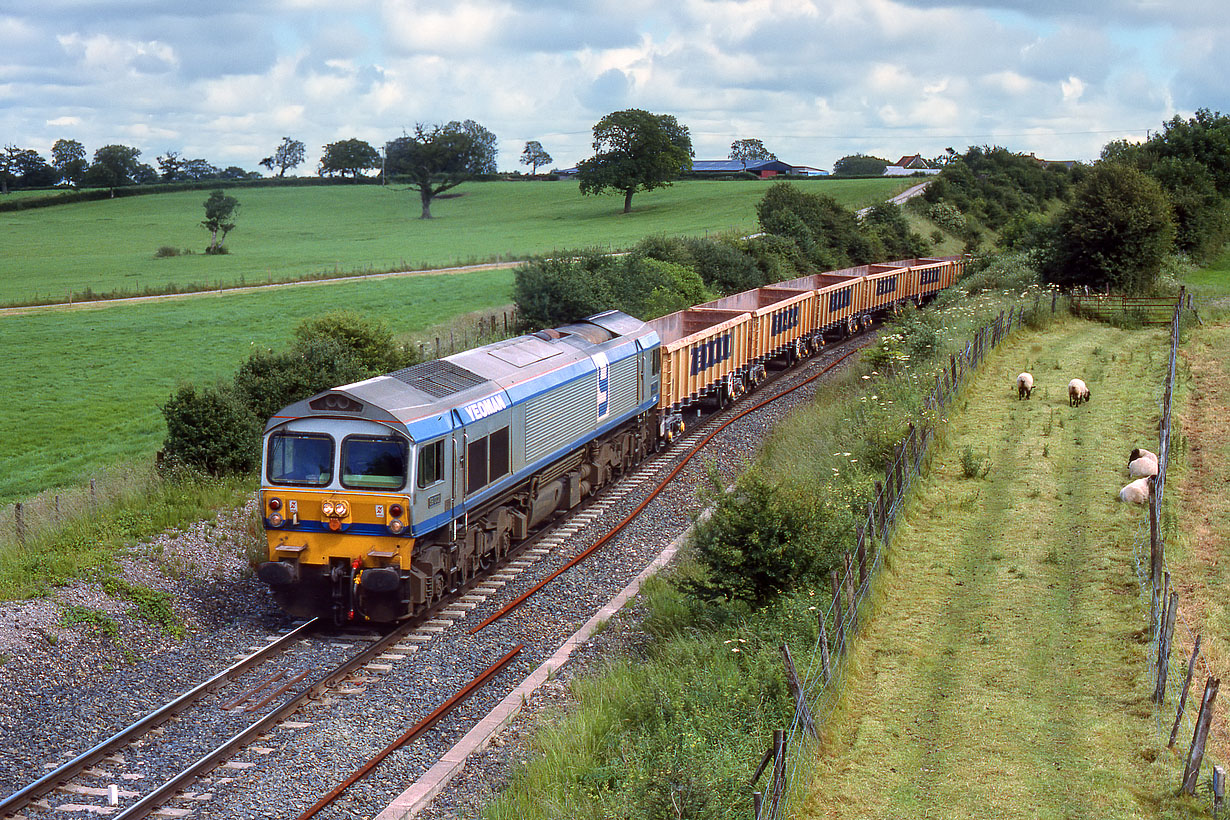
(690, 159), (795, 178)
(883, 154), (940, 177)
(790, 165), (829, 176)
(1027, 152), (1078, 170)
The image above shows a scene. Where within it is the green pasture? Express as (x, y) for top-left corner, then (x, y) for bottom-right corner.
(0, 268), (512, 504)
(802, 320), (1196, 819)
(0, 178), (913, 306)
(1181, 246), (1230, 299)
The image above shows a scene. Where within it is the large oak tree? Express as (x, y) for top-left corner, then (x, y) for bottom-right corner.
(385, 122), (489, 219)
(576, 109), (693, 213)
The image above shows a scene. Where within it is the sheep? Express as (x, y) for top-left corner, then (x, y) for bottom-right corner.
(1068, 378), (1091, 407)
(1119, 476), (1151, 504)
(1016, 372), (1034, 400)
(1129, 448), (1158, 465)
(1128, 454), (1159, 478)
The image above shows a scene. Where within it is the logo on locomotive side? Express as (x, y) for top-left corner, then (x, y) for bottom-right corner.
(463, 394), (508, 422)
(595, 352), (610, 419)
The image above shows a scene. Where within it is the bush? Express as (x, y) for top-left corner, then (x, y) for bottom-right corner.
(680, 470), (825, 607)
(154, 246), (181, 258)
(232, 337), (372, 422)
(293, 310), (409, 373)
(160, 383), (260, 476)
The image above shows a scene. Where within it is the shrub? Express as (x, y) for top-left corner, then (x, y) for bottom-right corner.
(292, 310), (409, 373)
(160, 382), (260, 476)
(154, 246), (180, 258)
(232, 337), (372, 421)
(680, 470), (825, 607)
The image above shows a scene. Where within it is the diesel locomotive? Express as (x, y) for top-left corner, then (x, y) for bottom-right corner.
(256, 257), (965, 623)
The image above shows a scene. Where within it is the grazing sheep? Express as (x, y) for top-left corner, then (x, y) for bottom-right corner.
(1128, 454), (1159, 477)
(1068, 378), (1091, 407)
(1129, 448), (1158, 465)
(1119, 476), (1151, 504)
(1016, 372), (1034, 400)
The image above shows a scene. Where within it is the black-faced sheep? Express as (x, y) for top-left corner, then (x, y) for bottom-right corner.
(1119, 476), (1151, 504)
(1129, 448), (1158, 465)
(1068, 378), (1091, 407)
(1016, 372), (1034, 399)
(1128, 454), (1159, 478)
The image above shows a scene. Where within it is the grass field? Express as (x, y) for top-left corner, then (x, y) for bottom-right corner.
(801, 319), (1201, 819)
(0, 267), (513, 504)
(1181, 247), (1230, 299)
(0, 178), (913, 306)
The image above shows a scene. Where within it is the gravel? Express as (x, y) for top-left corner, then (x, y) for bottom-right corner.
(0, 337), (869, 820)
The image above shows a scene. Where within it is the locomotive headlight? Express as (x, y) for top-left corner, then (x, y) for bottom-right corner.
(267, 497), (282, 512)
(321, 501), (335, 516)
(268, 512), (284, 527)
(388, 518), (405, 535)
(389, 503), (404, 518)
(334, 501), (349, 517)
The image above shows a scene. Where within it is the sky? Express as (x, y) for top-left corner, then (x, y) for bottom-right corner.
(2, 0), (1227, 176)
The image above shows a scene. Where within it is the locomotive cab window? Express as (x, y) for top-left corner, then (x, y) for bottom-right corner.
(341, 436), (408, 490)
(416, 440), (444, 488)
(267, 433), (334, 487)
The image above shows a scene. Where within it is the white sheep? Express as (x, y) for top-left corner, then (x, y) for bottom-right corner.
(1119, 476), (1151, 504)
(1128, 454), (1159, 478)
(1016, 372), (1033, 400)
(1068, 378), (1091, 407)
(1129, 448), (1158, 465)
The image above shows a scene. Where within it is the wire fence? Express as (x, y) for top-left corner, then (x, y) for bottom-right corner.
(751, 304), (1027, 818)
(1127, 292), (1226, 812)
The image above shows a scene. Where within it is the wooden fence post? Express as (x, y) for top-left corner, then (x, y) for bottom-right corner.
(1169, 635), (1202, 748)
(781, 645), (819, 740)
(866, 502), (877, 547)
(844, 553), (857, 631)
(1149, 476), (1162, 598)
(14, 503), (24, 546)
(753, 791), (762, 820)
(856, 527), (867, 588)
(1155, 590), (1179, 703)
(771, 729), (787, 818)
(818, 612), (832, 686)
(831, 570), (845, 655)
(1180, 677), (1220, 796)
(90, 478), (97, 505)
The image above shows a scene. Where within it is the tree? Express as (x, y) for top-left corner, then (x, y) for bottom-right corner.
(520, 140), (553, 174)
(201, 189), (240, 253)
(446, 120), (498, 174)
(82, 144), (144, 194)
(260, 137), (305, 177)
(51, 139), (87, 186)
(729, 138), (776, 168)
(832, 154), (889, 176)
(1045, 163), (1175, 293)
(576, 109), (693, 214)
(0, 146), (56, 192)
(157, 150), (183, 181)
(0, 145), (18, 194)
(384, 123), (487, 219)
(319, 138), (380, 179)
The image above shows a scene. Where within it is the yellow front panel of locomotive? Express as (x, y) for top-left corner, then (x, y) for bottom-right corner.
(262, 490), (414, 568)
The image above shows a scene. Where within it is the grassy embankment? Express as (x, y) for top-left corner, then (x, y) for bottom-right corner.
(0, 267), (514, 506)
(485, 305), (1209, 819)
(0, 178), (912, 306)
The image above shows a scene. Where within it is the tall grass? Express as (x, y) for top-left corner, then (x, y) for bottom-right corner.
(0, 464), (253, 602)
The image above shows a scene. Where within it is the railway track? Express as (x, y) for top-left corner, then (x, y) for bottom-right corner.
(3, 330), (876, 820)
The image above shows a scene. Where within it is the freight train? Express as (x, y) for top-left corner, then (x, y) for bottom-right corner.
(256, 256), (965, 623)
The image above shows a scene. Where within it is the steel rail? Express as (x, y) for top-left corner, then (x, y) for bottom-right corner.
(108, 615), (435, 820)
(294, 643), (525, 820)
(469, 342), (866, 634)
(0, 617), (319, 817)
